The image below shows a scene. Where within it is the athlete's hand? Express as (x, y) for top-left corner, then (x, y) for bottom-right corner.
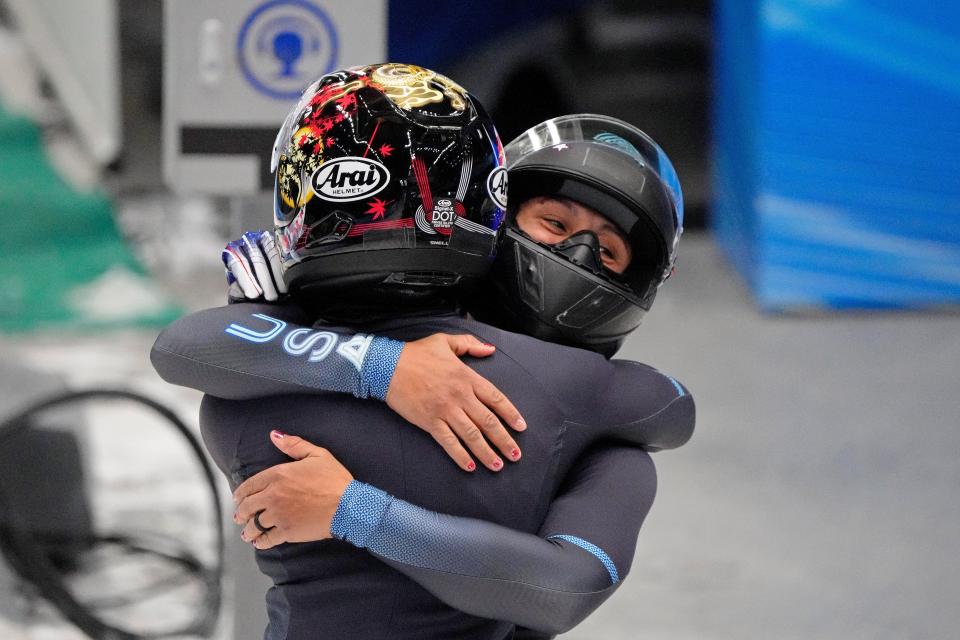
(222, 230), (288, 303)
(233, 431), (352, 550)
(387, 334), (527, 473)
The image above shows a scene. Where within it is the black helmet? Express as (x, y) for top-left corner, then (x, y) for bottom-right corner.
(271, 63), (506, 310)
(472, 114), (683, 356)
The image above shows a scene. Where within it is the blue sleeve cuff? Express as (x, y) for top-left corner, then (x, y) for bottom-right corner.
(358, 337), (405, 401)
(547, 534), (619, 585)
(666, 375), (686, 397)
(330, 480), (392, 548)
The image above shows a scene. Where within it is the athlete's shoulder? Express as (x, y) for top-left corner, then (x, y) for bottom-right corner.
(610, 359), (693, 401)
(601, 359), (695, 450)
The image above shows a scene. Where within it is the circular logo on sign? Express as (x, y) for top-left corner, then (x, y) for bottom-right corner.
(237, 0), (339, 100)
(310, 157), (390, 202)
(486, 166), (508, 210)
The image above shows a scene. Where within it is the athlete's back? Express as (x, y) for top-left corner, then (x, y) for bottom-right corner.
(159, 304), (693, 639)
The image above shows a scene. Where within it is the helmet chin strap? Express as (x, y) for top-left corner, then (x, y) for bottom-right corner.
(553, 231), (604, 274)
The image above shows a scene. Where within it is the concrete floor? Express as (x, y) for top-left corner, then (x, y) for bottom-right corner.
(566, 234), (960, 639)
(1, 232), (958, 639)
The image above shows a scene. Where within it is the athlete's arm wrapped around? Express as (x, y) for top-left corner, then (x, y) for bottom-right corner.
(151, 302), (403, 401)
(335, 444), (654, 634)
(151, 302), (526, 471)
(235, 433), (656, 635)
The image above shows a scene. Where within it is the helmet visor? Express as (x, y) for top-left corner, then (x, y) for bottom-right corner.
(504, 114), (683, 231)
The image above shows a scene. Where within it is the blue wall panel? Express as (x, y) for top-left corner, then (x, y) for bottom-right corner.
(713, 0), (960, 310)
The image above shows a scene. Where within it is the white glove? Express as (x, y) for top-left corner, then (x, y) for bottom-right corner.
(222, 230), (288, 303)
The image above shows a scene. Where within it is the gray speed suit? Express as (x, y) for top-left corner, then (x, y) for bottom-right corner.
(151, 302), (695, 640)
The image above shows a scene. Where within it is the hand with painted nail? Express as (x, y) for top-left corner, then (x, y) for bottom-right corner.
(234, 431), (352, 549)
(386, 333), (526, 473)
(217, 230), (527, 473)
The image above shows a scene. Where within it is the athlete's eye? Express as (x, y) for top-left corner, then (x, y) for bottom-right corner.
(543, 218), (566, 232)
(600, 247), (623, 267)
(598, 239), (630, 274)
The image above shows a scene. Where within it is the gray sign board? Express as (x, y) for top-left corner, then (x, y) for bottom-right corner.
(163, 0), (387, 195)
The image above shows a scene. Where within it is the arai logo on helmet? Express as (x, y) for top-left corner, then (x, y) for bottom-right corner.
(486, 167), (508, 210)
(311, 157), (391, 202)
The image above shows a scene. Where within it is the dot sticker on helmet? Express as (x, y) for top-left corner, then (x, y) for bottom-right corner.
(430, 199), (457, 236)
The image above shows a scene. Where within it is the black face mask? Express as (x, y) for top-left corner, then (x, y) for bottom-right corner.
(553, 231), (603, 274)
(469, 225), (656, 358)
